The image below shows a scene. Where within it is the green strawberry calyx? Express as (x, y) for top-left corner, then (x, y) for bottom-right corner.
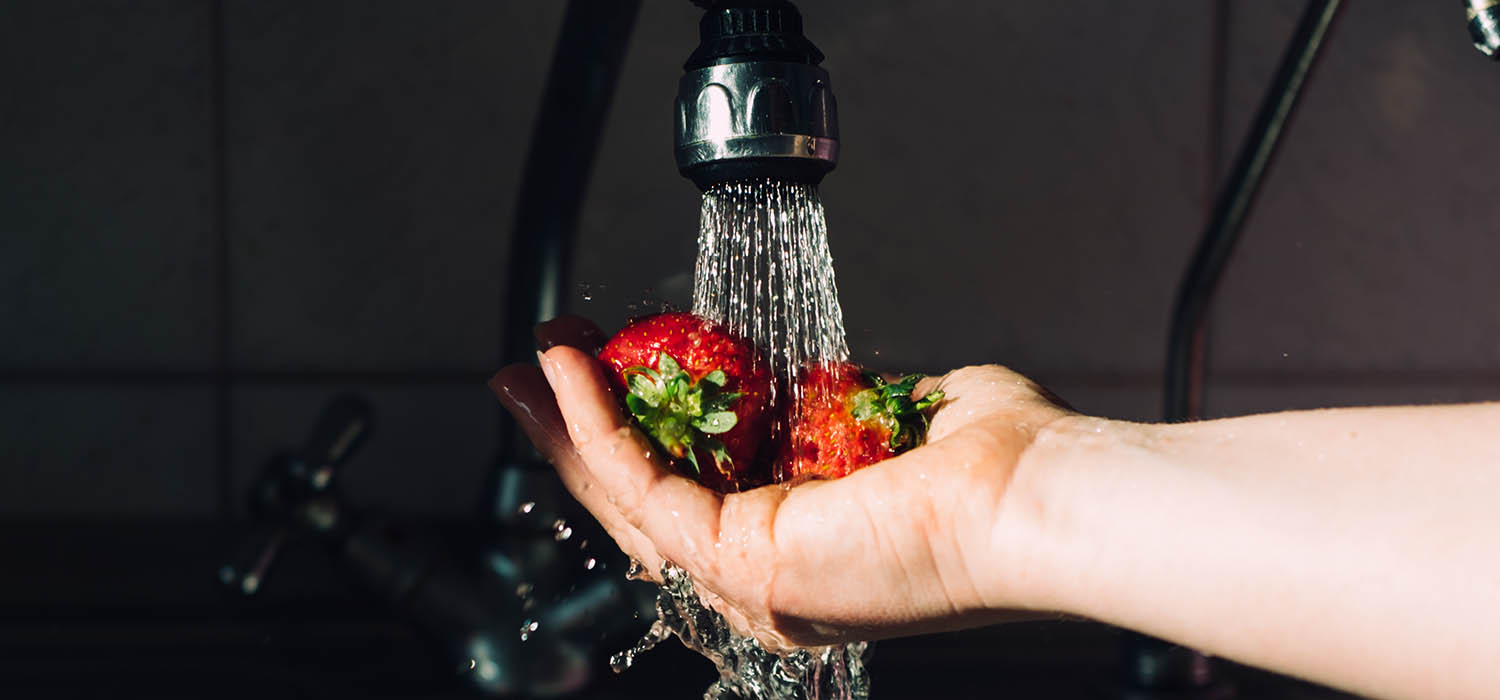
(850, 372), (946, 452)
(622, 352), (741, 475)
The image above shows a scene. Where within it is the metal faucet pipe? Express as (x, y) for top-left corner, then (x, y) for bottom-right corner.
(496, 0), (641, 468)
(1163, 0), (1344, 425)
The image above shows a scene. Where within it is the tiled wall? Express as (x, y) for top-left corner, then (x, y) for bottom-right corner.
(5, 1), (1498, 518)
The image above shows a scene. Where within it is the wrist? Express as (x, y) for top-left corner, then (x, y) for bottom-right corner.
(985, 413), (1157, 615)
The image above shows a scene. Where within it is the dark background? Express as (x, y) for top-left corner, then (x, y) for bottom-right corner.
(2, 0), (1495, 697)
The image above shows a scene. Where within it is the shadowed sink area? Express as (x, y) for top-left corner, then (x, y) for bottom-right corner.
(0, 522), (1357, 698)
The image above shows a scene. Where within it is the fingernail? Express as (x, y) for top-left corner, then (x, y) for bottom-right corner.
(537, 350), (557, 384)
(489, 363), (567, 436)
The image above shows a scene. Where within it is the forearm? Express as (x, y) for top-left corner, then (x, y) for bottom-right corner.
(1014, 404), (1500, 699)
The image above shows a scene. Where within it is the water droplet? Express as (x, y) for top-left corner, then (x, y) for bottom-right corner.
(610, 620), (671, 673)
(553, 518), (572, 541)
(519, 618), (539, 641)
(515, 582), (533, 598)
(518, 501), (535, 515)
(584, 557), (597, 570)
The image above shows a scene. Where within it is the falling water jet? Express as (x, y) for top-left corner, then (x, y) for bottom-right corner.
(693, 178), (850, 406)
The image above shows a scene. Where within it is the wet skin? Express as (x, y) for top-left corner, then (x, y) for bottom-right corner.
(492, 316), (1071, 649)
(495, 316), (1500, 700)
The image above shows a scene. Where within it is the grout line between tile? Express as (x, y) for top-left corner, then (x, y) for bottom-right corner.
(0, 370), (492, 386)
(211, 0), (232, 517)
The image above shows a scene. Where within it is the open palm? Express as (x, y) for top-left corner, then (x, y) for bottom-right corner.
(491, 317), (1073, 648)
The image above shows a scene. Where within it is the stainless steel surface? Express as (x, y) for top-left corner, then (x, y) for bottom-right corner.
(677, 133), (838, 171)
(673, 60), (839, 174)
(1468, 0), (1500, 58)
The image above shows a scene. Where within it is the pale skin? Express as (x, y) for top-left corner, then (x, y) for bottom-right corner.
(491, 316), (1500, 700)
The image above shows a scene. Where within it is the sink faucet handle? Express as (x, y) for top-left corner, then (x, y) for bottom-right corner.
(219, 523), (291, 597)
(296, 393), (374, 490)
(222, 393), (374, 596)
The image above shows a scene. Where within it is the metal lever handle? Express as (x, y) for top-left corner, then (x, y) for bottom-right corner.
(222, 394), (374, 597)
(219, 523), (290, 596)
(294, 393), (373, 492)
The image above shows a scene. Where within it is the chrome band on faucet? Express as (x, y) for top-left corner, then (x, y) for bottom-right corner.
(674, 60), (839, 187)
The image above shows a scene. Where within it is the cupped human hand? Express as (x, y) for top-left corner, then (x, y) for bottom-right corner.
(490, 316), (1075, 649)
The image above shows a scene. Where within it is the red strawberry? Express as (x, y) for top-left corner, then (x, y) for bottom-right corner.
(776, 362), (944, 480)
(598, 312), (772, 493)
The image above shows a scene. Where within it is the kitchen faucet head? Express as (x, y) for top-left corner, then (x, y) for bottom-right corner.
(674, 0), (839, 189)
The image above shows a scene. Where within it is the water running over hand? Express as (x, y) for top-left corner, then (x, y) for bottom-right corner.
(613, 178), (870, 699)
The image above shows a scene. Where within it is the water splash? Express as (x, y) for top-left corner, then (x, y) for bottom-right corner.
(609, 619), (671, 673)
(614, 562), (870, 700)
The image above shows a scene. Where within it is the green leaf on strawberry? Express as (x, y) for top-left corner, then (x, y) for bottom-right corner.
(621, 351), (745, 475)
(598, 311), (773, 493)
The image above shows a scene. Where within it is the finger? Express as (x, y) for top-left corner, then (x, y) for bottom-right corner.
(489, 363), (667, 577)
(912, 372), (945, 399)
(534, 315), (607, 353)
(489, 363), (572, 454)
(538, 345), (731, 568)
(910, 371), (961, 441)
